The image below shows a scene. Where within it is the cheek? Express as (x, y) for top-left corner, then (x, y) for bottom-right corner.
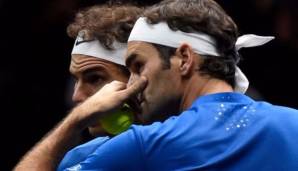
(82, 83), (104, 97)
(141, 65), (159, 85)
(144, 76), (165, 102)
(148, 72), (178, 99)
(111, 74), (129, 83)
(141, 63), (168, 98)
(92, 83), (106, 94)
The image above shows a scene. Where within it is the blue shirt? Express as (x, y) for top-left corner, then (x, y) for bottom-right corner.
(58, 92), (298, 171)
(58, 136), (109, 171)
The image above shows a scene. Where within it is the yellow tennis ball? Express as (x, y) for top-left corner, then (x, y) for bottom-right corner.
(100, 104), (134, 135)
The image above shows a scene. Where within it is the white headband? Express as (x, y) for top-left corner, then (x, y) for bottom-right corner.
(128, 17), (275, 93)
(71, 31), (126, 66)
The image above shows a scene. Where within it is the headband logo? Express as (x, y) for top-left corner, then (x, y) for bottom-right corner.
(75, 30), (92, 46)
(71, 30), (127, 66)
(75, 39), (92, 46)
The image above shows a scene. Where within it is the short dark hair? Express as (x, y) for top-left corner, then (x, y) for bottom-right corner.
(144, 0), (240, 87)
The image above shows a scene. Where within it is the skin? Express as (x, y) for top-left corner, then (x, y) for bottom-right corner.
(13, 77), (147, 171)
(126, 41), (234, 122)
(13, 42), (232, 171)
(70, 54), (129, 136)
(126, 42), (183, 122)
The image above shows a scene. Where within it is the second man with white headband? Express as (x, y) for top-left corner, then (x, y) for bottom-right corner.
(13, 3), (144, 171)
(123, 0), (298, 170)
(57, 4), (143, 171)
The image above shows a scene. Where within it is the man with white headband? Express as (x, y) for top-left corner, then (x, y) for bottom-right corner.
(68, 7), (132, 137)
(15, 0), (298, 170)
(57, 4), (144, 171)
(123, 1), (297, 170)
(14, 4), (144, 171)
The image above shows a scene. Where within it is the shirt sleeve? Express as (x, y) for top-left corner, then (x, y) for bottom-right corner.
(57, 136), (110, 171)
(61, 129), (145, 171)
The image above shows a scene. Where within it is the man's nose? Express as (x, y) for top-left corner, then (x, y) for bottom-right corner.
(127, 74), (140, 87)
(72, 82), (89, 104)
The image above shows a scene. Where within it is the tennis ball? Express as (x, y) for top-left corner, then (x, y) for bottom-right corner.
(100, 104), (134, 135)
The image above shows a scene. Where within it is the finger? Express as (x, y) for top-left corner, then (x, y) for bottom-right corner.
(120, 76), (147, 99)
(109, 80), (126, 86)
(106, 80), (127, 91)
(92, 81), (126, 98)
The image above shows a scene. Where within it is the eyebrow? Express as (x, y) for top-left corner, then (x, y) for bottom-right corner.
(82, 67), (106, 75)
(70, 65), (105, 76)
(125, 53), (137, 68)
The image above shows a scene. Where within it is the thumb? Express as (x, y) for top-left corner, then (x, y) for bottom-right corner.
(121, 76), (147, 98)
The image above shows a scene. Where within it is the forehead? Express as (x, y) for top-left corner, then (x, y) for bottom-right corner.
(70, 54), (118, 73)
(126, 41), (159, 59)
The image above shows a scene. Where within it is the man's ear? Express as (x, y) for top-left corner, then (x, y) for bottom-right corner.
(175, 43), (195, 76)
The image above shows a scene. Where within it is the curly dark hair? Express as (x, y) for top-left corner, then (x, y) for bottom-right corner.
(143, 0), (240, 87)
(67, 3), (143, 77)
(67, 3), (143, 50)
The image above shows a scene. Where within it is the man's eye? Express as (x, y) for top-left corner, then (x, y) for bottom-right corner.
(133, 62), (143, 74)
(85, 74), (104, 84)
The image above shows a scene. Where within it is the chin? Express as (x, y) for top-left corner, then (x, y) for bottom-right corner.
(140, 108), (158, 124)
(141, 103), (174, 123)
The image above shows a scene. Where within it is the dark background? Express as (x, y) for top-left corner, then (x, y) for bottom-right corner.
(1, 0), (297, 170)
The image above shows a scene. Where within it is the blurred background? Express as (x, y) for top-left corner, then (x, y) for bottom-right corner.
(1, 0), (297, 170)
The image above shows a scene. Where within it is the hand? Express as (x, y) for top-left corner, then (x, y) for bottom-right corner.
(70, 76), (147, 128)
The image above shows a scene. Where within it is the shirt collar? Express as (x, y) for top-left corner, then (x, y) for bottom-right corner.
(191, 92), (254, 107)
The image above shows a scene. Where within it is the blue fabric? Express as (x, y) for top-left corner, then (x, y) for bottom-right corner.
(57, 136), (109, 171)
(59, 92), (298, 171)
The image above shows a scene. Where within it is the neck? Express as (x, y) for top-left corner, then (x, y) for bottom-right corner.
(180, 75), (233, 111)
